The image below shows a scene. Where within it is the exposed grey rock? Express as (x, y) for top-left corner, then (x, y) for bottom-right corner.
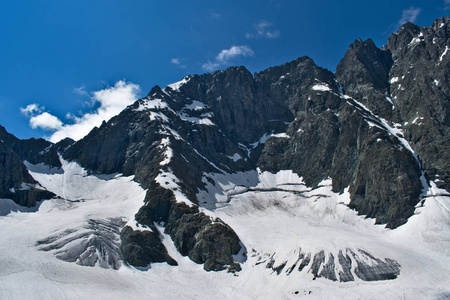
(319, 253), (337, 281)
(0, 125), (68, 169)
(336, 38), (395, 120)
(120, 225), (177, 268)
(37, 218), (127, 270)
(298, 252), (311, 272)
(337, 250), (354, 282)
(257, 57), (343, 187)
(353, 249), (400, 281)
(271, 261), (287, 275)
(0, 127), (56, 207)
(258, 57), (423, 227)
(138, 183), (242, 271)
(310, 251), (326, 279)
(386, 18), (450, 192)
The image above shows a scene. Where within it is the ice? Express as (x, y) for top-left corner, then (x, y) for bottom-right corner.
(0, 198), (43, 216)
(24, 157), (146, 226)
(24, 161), (63, 175)
(439, 45), (449, 63)
(344, 95), (418, 157)
(412, 116), (424, 125)
(149, 111), (169, 122)
(408, 37), (422, 47)
(155, 169), (194, 206)
(183, 100), (207, 111)
(227, 153), (242, 162)
(1, 158), (450, 299)
(196, 169), (450, 296)
(312, 84), (332, 92)
(389, 77), (399, 84)
(177, 111), (215, 125)
(134, 98), (168, 111)
(250, 132), (289, 148)
(158, 137), (173, 166)
(197, 171), (260, 208)
(159, 125), (183, 140)
(271, 132), (289, 138)
(391, 182), (450, 254)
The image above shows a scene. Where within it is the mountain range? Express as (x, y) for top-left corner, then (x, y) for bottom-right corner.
(1, 17), (449, 299)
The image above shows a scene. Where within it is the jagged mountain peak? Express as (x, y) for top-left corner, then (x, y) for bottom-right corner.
(350, 37), (378, 49)
(432, 15), (450, 30)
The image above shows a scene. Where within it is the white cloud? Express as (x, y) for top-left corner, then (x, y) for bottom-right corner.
(201, 61), (221, 72)
(171, 58), (186, 68)
(21, 80), (141, 143)
(216, 46), (254, 62)
(49, 80), (140, 143)
(20, 103), (62, 131)
(202, 45), (254, 71)
(91, 80), (139, 110)
(20, 103), (43, 117)
(246, 20), (280, 39)
(65, 112), (76, 120)
(171, 58), (181, 65)
(398, 7), (421, 27)
(73, 86), (88, 96)
(29, 112), (63, 131)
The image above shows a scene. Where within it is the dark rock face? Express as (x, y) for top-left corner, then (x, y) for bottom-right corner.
(336, 18), (450, 193)
(257, 56), (423, 227)
(169, 217), (241, 271)
(386, 18), (450, 191)
(336, 38), (394, 120)
(136, 183), (241, 271)
(257, 57), (342, 187)
(120, 226), (177, 267)
(348, 130), (422, 228)
(0, 126), (57, 207)
(0, 125), (67, 168)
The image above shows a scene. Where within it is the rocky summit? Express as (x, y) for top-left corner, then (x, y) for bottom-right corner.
(1, 17), (450, 299)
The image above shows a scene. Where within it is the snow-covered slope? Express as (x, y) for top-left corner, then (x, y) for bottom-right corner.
(1, 159), (449, 299)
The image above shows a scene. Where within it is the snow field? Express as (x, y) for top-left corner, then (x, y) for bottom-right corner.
(1, 158), (449, 299)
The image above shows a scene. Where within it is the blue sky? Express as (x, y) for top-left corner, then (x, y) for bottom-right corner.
(1, 0), (448, 141)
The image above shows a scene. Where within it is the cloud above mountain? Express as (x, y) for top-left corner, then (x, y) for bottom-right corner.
(202, 45), (254, 71)
(397, 7), (421, 27)
(21, 104), (63, 131)
(20, 80), (141, 143)
(245, 20), (280, 39)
